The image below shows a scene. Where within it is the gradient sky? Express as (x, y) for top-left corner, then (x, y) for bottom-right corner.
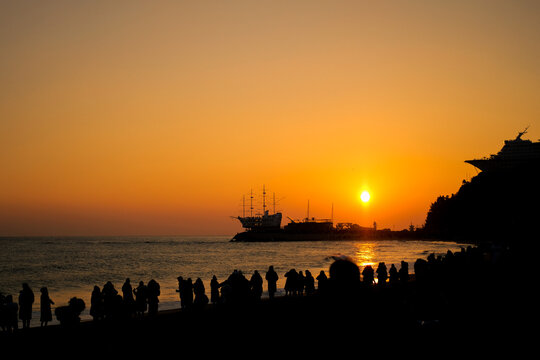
(1, 0), (539, 236)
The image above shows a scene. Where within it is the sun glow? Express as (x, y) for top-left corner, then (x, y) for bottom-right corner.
(360, 191), (371, 203)
(1, 2), (535, 236)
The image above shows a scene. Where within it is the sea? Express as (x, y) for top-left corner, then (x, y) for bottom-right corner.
(0, 235), (470, 327)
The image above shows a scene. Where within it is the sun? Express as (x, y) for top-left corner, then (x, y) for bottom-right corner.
(360, 190), (371, 203)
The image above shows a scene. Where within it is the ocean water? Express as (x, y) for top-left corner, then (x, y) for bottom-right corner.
(0, 236), (469, 327)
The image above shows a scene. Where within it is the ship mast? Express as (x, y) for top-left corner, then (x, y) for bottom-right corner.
(517, 126), (529, 140)
(262, 185), (267, 214)
(250, 189), (253, 217)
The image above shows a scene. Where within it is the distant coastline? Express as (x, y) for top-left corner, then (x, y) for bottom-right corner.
(230, 227), (477, 243)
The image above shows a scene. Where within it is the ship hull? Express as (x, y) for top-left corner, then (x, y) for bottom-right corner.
(231, 230), (339, 242)
(230, 229), (418, 242)
(465, 158), (540, 172)
(465, 130), (540, 173)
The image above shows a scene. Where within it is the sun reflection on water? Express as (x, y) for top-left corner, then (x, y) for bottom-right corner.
(354, 242), (377, 269)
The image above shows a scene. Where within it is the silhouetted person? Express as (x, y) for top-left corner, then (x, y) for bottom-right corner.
(134, 281), (148, 317)
(220, 282), (232, 304)
(122, 278), (134, 302)
(284, 269), (298, 296)
(210, 275), (220, 305)
(304, 270), (315, 295)
(102, 281), (119, 319)
(328, 258), (361, 303)
(18, 283), (34, 329)
(39, 287), (54, 327)
(55, 297), (85, 327)
(389, 264), (399, 285)
(147, 279), (160, 316)
(193, 278), (208, 308)
(224, 270), (250, 304)
(362, 265), (375, 285)
(5, 295), (18, 333)
(0, 293), (6, 332)
(122, 278), (135, 317)
(399, 261), (409, 284)
(90, 286), (104, 321)
(414, 259), (428, 284)
(316, 270), (328, 293)
(250, 270), (263, 301)
(376, 262), (388, 286)
(297, 271), (305, 296)
(445, 250), (455, 266)
(184, 278), (194, 308)
(265, 266), (279, 300)
(238, 271), (251, 302)
(176, 276), (185, 309)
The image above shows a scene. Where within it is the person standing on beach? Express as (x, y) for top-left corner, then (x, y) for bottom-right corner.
(39, 287), (54, 327)
(122, 278), (135, 316)
(193, 278), (209, 308)
(399, 261), (409, 284)
(18, 283), (34, 329)
(389, 264), (399, 285)
(147, 279), (160, 316)
(316, 270), (328, 293)
(102, 281), (118, 319)
(176, 276), (185, 309)
(184, 278), (194, 308)
(265, 266), (279, 300)
(5, 295), (18, 333)
(90, 286), (104, 321)
(250, 270), (263, 301)
(297, 271), (305, 296)
(304, 270), (315, 295)
(376, 262), (388, 286)
(284, 269), (298, 296)
(134, 281), (148, 317)
(362, 265), (375, 285)
(210, 275), (220, 305)
(122, 279), (134, 303)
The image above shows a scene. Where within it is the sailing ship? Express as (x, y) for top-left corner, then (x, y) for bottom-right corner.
(235, 186), (282, 231)
(231, 187), (375, 242)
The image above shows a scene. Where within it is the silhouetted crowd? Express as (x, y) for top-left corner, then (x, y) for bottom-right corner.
(88, 278), (161, 323)
(0, 243), (510, 333)
(0, 284), (54, 333)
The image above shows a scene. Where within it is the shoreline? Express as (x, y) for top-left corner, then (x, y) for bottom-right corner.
(1, 242), (517, 350)
(2, 237), (472, 330)
(230, 229), (487, 245)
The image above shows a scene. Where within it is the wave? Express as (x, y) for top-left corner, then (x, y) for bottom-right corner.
(325, 254), (356, 263)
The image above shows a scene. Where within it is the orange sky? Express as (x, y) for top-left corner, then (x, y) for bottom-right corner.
(1, 1), (539, 236)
